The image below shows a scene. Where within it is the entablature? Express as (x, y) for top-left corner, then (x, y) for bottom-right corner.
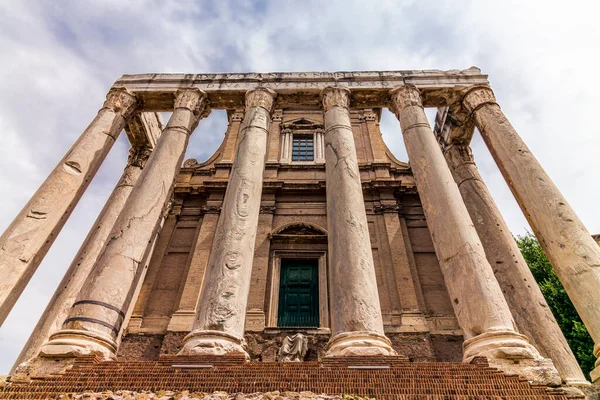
(113, 67), (488, 111)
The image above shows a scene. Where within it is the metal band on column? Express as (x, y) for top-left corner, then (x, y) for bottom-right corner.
(463, 85), (600, 383)
(40, 89), (209, 359)
(0, 88), (138, 326)
(389, 84), (559, 385)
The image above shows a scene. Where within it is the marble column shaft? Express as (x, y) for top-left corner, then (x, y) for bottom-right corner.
(321, 87), (395, 357)
(389, 85), (559, 384)
(11, 147), (151, 372)
(179, 88), (276, 357)
(0, 88), (137, 326)
(40, 89), (209, 358)
(444, 143), (587, 385)
(463, 85), (600, 382)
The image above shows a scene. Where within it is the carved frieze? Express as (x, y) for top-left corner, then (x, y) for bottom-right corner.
(373, 204), (400, 214)
(359, 110), (378, 122)
(259, 205), (276, 214)
(201, 205), (222, 214)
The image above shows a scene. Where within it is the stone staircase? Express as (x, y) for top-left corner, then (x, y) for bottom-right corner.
(0, 356), (575, 399)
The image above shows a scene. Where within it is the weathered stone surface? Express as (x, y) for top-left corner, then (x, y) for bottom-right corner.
(114, 67), (489, 110)
(389, 84), (559, 385)
(321, 87), (395, 357)
(12, 146), (154, 374)
(39, 89), (208, 359)
(443, 143), (588, 386)
(179, 89), (276, 357)
(462, 85), (600, 384)
(0, 87), (138, 326)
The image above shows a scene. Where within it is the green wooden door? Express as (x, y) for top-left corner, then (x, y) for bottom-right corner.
(278, 259), (319, 327)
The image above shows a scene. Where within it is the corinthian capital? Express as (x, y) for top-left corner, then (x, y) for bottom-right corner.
(320, 86), (350, 112)
(461, 85), (497, 114)
(245, 88), (277, 112)
(174, 88), (210, 118)
(127, 146), (152, 168)
(389, 85), (422, 115)
(103, 87), (138, 118)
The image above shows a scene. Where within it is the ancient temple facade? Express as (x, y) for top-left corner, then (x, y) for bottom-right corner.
(2, 69), (600, 398)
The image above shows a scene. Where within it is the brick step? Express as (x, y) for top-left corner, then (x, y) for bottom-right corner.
(0, 358), (568, 400)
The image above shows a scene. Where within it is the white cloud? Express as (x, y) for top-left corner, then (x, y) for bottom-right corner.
(1, 0), (599, 373)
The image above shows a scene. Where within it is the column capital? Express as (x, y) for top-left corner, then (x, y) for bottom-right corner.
(389, 84), (422, 114)
(320, 86), (350, 112)
(461, 85), (498, 115)
(103, 87), (138, 118)
(174, 88), (210, 118)
(245, 88), (277, 112)
(126, 146), (152, 169)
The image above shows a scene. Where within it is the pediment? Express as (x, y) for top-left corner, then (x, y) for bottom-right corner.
(269, 222), (327, 238)
(280, 118), (323, 133)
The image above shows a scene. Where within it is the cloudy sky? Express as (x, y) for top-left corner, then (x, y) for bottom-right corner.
(1, 0), (599, 373)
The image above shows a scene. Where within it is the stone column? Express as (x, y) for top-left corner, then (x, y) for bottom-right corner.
(463, 85), (600, 383)
(40, 89), (209, 358)
(389, 85), (559, 384)
(11, 147), (151, 372)
(0, 88), (137, 326)
(179, 88), (276, 358)
(321, 87), (395, 357)
(444, 143), (588, 385)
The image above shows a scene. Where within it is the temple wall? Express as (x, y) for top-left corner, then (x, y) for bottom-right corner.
(120, 107), (463, 362)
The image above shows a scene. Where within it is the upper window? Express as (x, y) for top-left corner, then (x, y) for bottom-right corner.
(292, 134), (314, 161)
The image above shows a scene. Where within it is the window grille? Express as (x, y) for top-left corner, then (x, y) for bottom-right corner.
(291, 134), (314, 161)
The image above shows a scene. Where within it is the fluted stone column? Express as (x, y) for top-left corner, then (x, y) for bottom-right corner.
(179, 88), (276, 357)
(321, 87), (395, 357)
(0, 88), (137, 326)
(40, 89), (209, 358)
(11, 147), (151, 372)
(462, 85), (600, 383)
(444, 143), (588, 385)
(389, 85), (559, 385)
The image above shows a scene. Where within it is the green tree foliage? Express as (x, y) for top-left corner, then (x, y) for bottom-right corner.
(516, 232), (596, 377)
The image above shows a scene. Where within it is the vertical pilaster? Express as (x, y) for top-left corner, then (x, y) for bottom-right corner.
(389, 84), (559, 385)
(379, 200), (427, 331)
(179, 88), (276, 357)
(0, 88), (137, 326)
(245, 198), (276, 332)
(321, 87), (396, 357)
(40, 89), (209, 358)
(167, 203), (221, 332)
(463, 85), (600, 383)
(11, 147), (151, 372)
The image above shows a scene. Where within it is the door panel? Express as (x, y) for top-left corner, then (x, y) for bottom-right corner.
(278, 259), (319, 327)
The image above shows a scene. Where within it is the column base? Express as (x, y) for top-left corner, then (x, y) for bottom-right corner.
(464, 330), (561, 386)
(178, 330), (249, 359)
(39, 329), (117, 359)
(325, 331), (397, 357)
